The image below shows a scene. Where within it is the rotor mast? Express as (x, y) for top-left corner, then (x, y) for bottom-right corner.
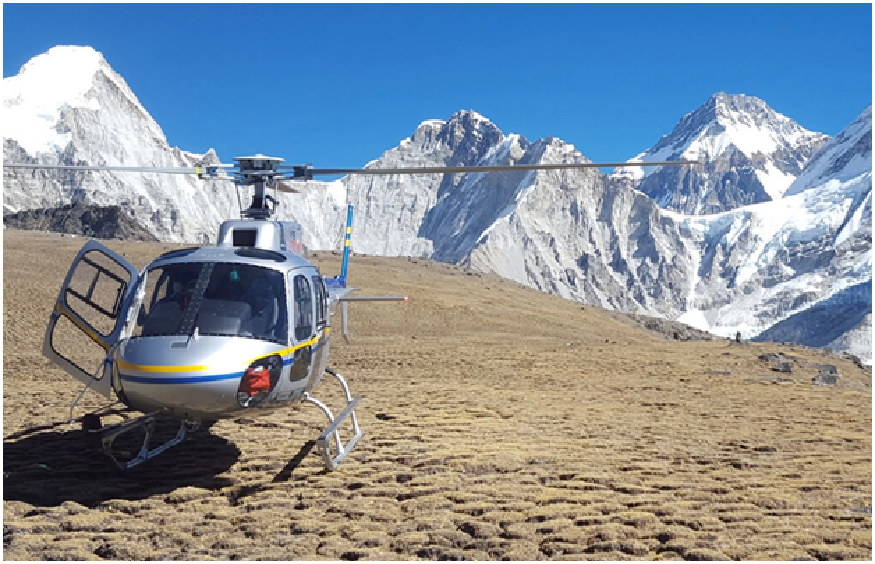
(234, 154), (285, 220)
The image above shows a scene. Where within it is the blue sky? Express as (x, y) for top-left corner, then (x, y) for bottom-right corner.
(3, 3), (872, 171)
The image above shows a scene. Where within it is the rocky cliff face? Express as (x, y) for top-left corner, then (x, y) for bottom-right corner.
(3, 203), (158, 241)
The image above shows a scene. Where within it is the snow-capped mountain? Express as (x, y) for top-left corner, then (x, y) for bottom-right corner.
(446, 107), (871, 364)
(4, 46), (871, 363)
(612, 93), (829, 214)
(3, 45), (238, 243)
(302, 106), (872, 363)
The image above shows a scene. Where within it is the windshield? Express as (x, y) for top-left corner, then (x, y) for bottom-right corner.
(131, 262), (288, 344)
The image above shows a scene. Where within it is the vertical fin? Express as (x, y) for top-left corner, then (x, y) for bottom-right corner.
(339, 204), (353, 287)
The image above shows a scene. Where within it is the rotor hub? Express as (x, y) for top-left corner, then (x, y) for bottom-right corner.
(233, 155), (285, 220)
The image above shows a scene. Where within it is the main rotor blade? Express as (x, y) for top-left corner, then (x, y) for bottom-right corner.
(5, 158), (705, 180)
(3, 163), (234, 175)
(303, 159), (704, 177)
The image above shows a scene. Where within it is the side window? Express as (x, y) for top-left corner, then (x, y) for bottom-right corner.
(312, 275), (327, 330)
(132, 264), (202, 338)
(293, 275), (313, 342)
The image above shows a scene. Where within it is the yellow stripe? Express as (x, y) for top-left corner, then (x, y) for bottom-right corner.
(245, 326), (332, 366)
(346, 227), (352, 234)
(195, 166), (201, 175)
(115, 358), (209, 373)
(345, 240), (351, 247)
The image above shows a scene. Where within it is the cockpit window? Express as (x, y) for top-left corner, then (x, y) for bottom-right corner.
(131, 262), (287, 344)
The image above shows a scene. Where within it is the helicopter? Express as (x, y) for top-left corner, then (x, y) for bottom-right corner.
(4, 154), (702, 471)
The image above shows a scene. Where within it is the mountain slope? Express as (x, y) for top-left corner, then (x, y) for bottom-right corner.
(753, 281), (871, 352)
(785, 105), (873, 197)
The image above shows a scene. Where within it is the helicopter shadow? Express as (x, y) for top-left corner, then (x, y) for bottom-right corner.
(3, 422), (240, 508)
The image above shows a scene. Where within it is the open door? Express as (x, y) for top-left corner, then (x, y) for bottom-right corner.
(43, 240), (139, 398)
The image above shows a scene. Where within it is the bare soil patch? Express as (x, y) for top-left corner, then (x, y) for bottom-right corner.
(3, 229), (871, 560)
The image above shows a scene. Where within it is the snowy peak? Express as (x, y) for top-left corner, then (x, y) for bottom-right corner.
(3, 45), (166, 155)
(412, 118), (447, 135)
(709, 91), (788, 131)
(3, 46), (232, 242)
(619, 92), (825, 175)
(703, 93), (826, 167)
(664, 92), (816, 155)
(447, 109), (495, 129)
(435, 110), (504, 162)
(612, 92), (828, 214)
(388, 109), (506, 171)
(785, 104), (872, 196)
(10, 45), (104, 104)
(408, 110), (499, 141)
(4, 46), (105, 155)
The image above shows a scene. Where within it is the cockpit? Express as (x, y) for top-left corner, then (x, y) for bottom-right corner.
(131, 262), (288, 344)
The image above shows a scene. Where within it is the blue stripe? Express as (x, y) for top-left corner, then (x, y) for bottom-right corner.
(120, 372), (244, 385)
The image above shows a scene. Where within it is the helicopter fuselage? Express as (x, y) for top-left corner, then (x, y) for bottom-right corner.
(42, 208), (374, 470)
(113, 332), (331, 420)
(43, 215), (338, 424)
(112, 245), (332, 421)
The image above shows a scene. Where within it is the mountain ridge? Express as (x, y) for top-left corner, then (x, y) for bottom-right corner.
(3, 46), (871, 363)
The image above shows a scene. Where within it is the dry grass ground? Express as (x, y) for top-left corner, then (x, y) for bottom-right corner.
(3, 229), (871, 561)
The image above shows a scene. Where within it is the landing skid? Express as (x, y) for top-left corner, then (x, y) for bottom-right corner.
(84, 413), (200, 470)
(77, 367), (365, 471)
(303, 367), (364, 471)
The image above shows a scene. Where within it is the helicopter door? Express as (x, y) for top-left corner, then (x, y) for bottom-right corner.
(43, 240), (139, 398)
(288, 273), (317, 388)
(310, 275), (330, 378)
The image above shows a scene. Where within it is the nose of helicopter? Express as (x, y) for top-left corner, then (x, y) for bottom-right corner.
(113, 336), (291, 419)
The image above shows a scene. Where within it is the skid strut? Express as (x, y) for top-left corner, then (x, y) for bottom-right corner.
(303, 367), (364, 471)
(90, 413), (200, 470)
